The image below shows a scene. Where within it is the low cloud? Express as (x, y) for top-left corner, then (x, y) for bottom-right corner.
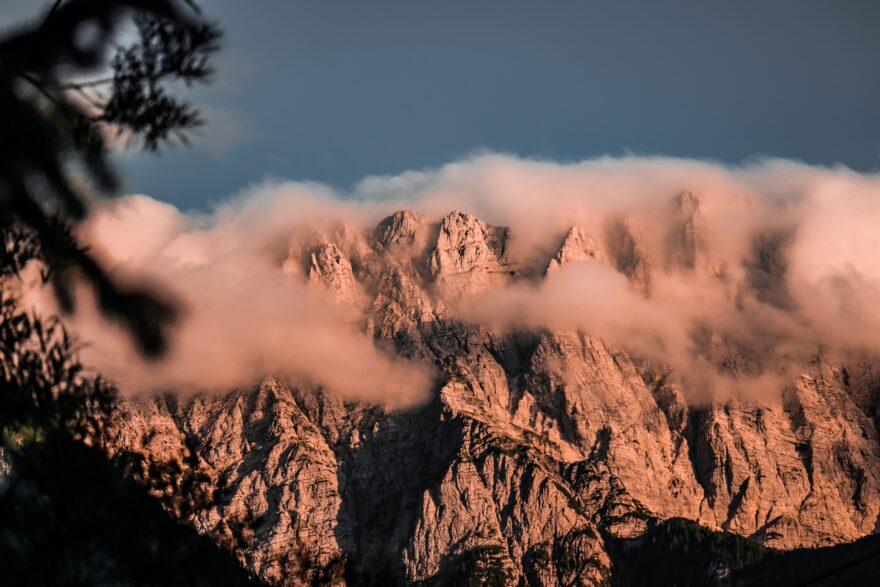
(22, 154), (880, 406)
(25, 195), (434, 408)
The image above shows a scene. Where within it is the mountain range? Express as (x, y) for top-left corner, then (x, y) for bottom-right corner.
(101, 202), (880, 585)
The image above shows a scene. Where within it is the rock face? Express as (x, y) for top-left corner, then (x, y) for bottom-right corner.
(547, 226), (606, 273)
(105, 206), (880, 585)
(429, 211), (511, 296)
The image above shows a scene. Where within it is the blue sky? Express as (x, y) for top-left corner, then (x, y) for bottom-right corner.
(4, 0), (880, 210)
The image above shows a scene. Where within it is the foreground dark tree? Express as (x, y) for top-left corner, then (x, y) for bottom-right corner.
(0, 230), (258, 585)
(0, 0), (221, 356)
(0, 3), (260, 583)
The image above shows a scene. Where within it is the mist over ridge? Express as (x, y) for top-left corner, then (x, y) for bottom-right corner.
(27, 153), (880, 406)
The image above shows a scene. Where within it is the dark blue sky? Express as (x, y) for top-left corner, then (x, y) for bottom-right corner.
(4, 1), (880, 209)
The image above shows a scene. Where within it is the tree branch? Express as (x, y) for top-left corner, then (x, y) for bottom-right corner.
(53, 76), (115, 90)
(38, 0), (67, 31)
(17, 70), (103, 122)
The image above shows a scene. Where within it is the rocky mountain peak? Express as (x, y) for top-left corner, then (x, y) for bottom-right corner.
(676, 190), (701, 218)
(605, 217), (652, 293)
(547, 226), (607, 273)
(429, 210), (511, 295)
(307, 243), (366, 312)
(375, 210), (430, 252)
(666, 190), (704, 271)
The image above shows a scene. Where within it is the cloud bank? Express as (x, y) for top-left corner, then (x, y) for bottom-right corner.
(26, 194), (435, 408)
(24, 154), (880, 406)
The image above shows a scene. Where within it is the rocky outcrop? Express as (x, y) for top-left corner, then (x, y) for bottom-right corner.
(105, 205), (880, 585)
(604, 217), (651, 293)
(375, 210), (431, 254)
(665, 190), (703, 272)
(429, 211), (511, 296)
(112, 380), (346, 586)
(547, 226), (606, 273)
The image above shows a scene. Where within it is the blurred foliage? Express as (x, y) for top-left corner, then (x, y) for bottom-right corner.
(0, 224), (114, 438)
(0, 0), (222, 357)
(0, 428), (260, 585)
(0, 224), (258, 585)
(0, 3), (262, 583)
